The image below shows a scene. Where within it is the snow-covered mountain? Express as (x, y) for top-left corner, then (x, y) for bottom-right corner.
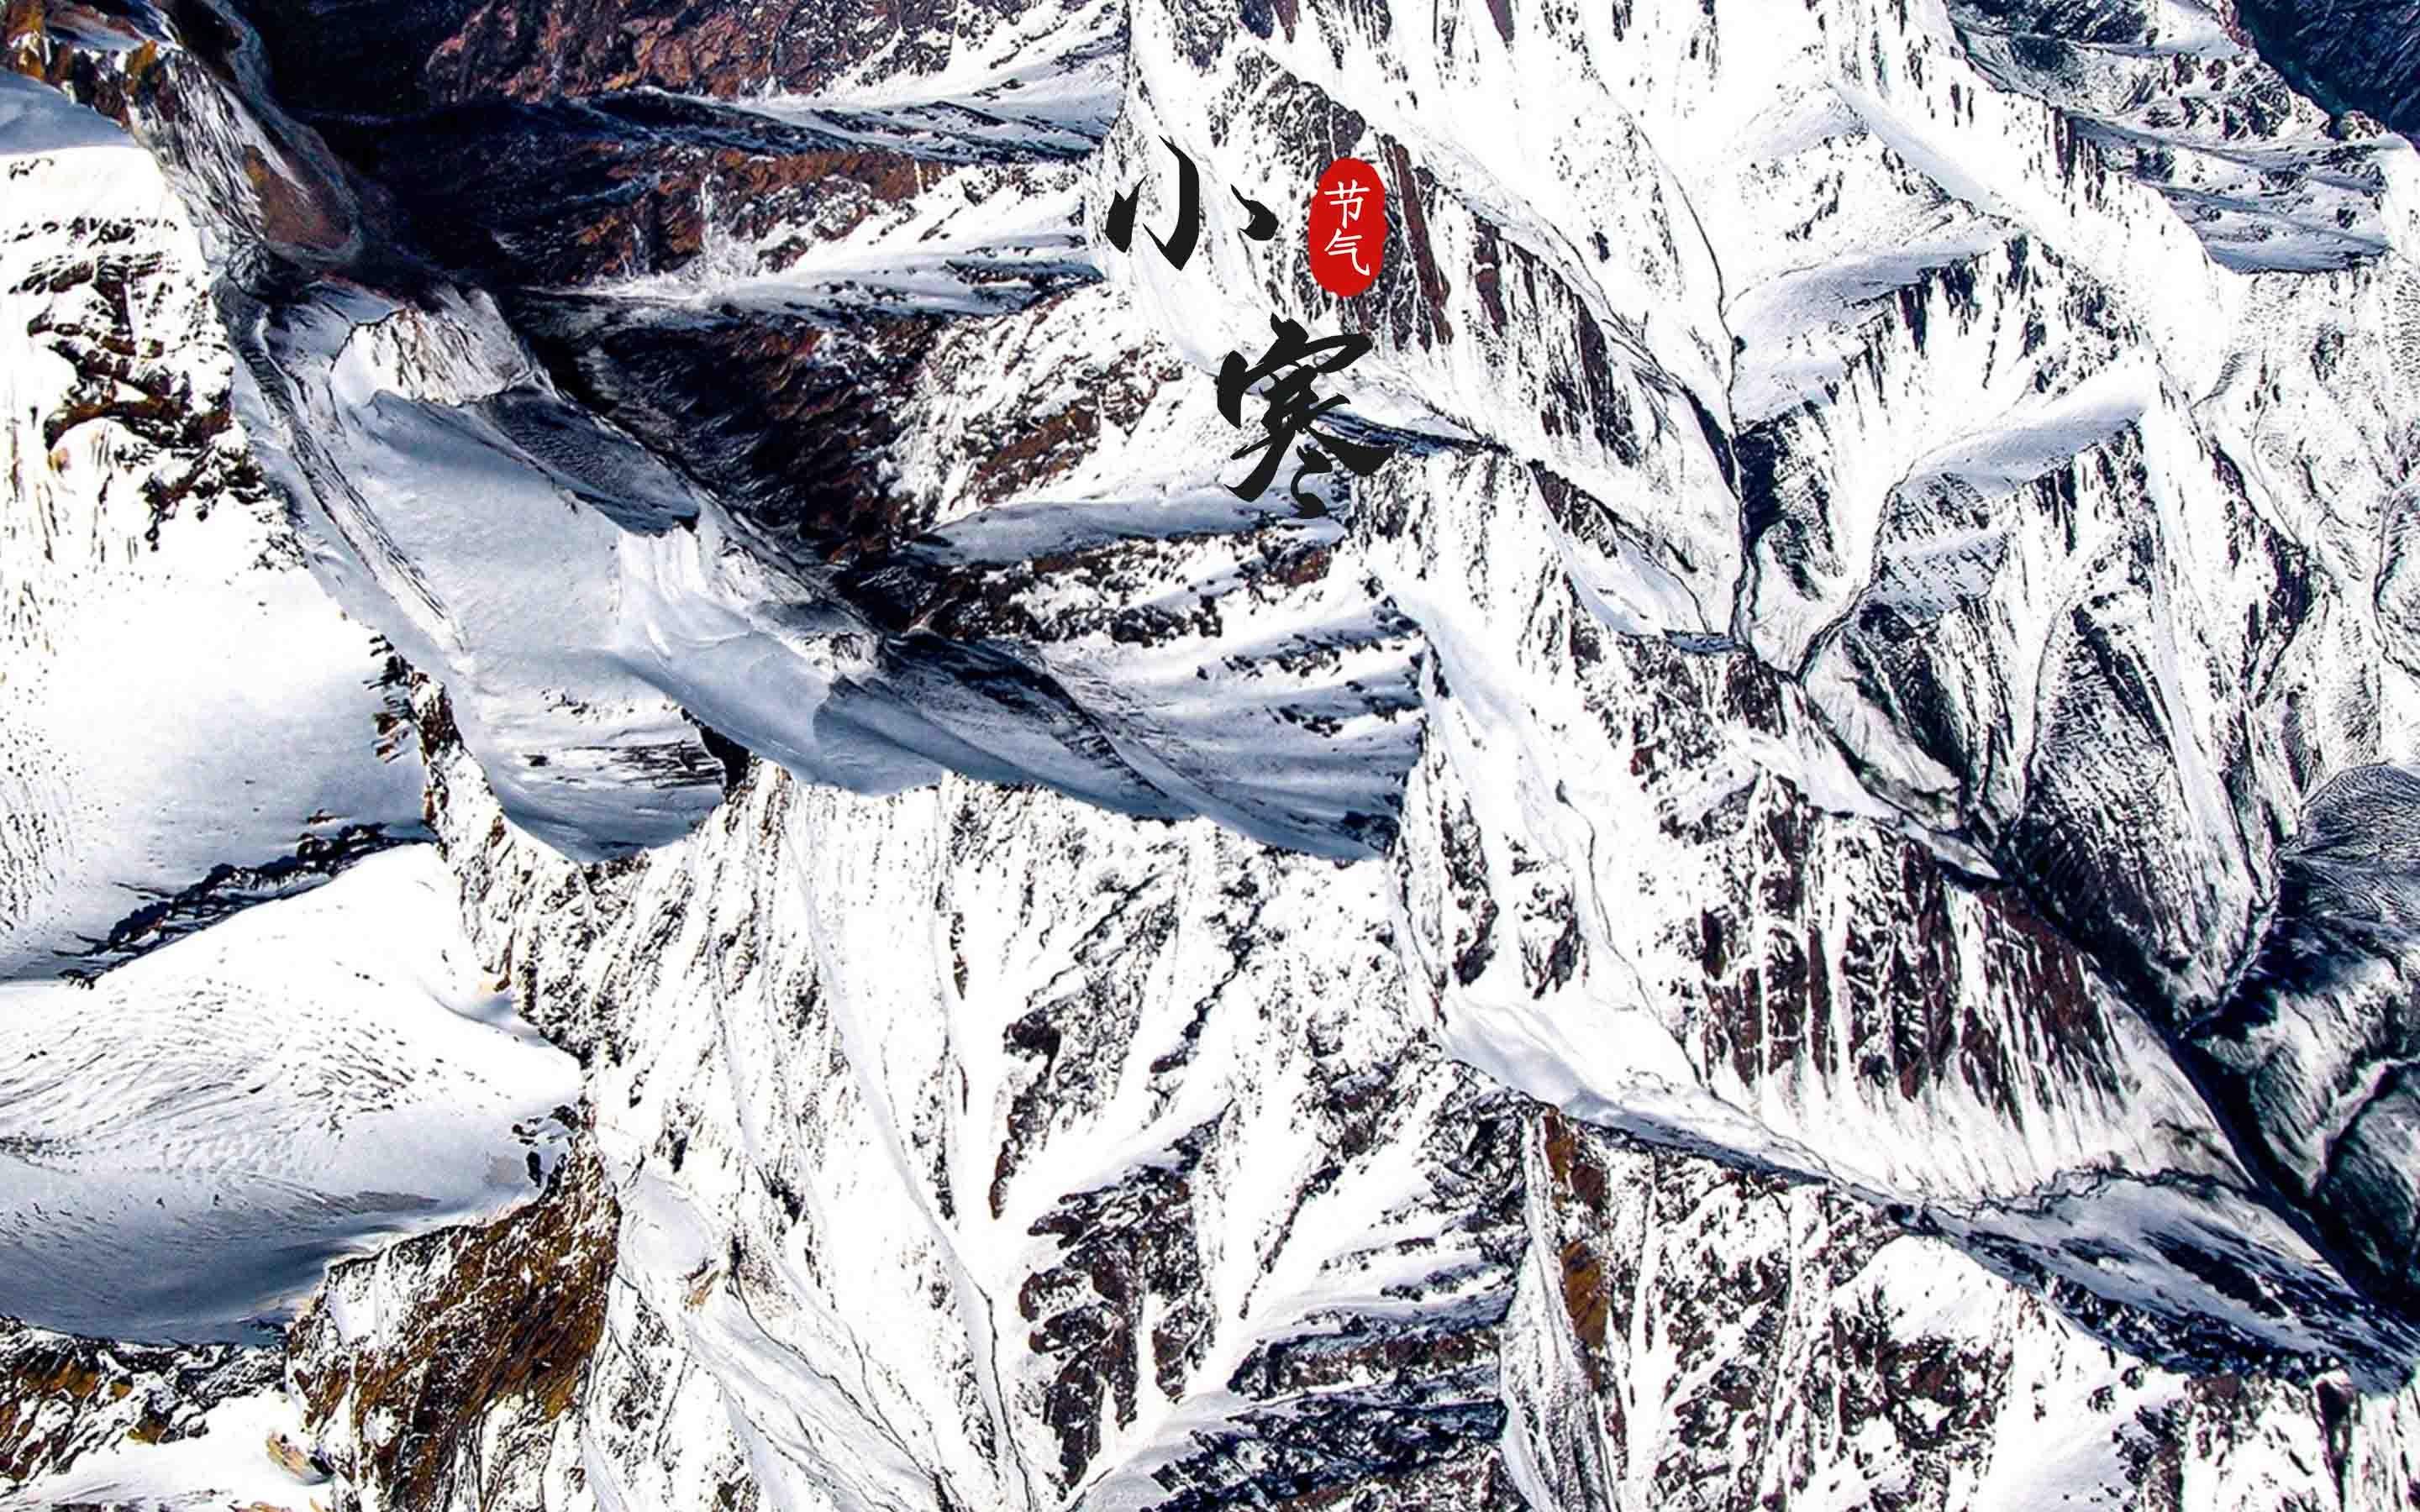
(11, 0), (2420, 1506)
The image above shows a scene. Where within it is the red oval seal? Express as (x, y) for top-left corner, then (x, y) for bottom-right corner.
(1308, 157), (1386, 297)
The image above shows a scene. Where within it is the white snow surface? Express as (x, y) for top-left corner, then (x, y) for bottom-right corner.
(0, 72), (425, 979)
(0, 846), (579, 1343)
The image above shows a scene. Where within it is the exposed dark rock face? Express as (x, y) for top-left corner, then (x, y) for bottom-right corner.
(0, 1320), (278, 1491)
(2192, 766), (2420, 1334)
(1949, 0), (2405, 269)
(287, 1142), (619, 1510)
(1517, 1112), (2420, 1511)
(2236, 0), (2420, 133)
(11, 236), (266, 538)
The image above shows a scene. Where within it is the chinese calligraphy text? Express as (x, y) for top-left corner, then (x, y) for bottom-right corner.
(1104, 142), (1397, 504)
(1218, 316), (1393, 509)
